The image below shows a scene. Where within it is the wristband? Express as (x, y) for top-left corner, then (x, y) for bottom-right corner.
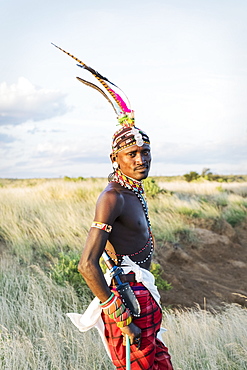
(100, 292), (115, 307)
(103, 297), (123, 316)
(108, 303), (126, 320)
(116, 316), (132, 328)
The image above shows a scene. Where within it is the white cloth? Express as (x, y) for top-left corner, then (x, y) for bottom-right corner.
(67, 256), (166, 357)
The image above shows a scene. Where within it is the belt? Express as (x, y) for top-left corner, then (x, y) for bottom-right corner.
(111, 273), (136, 286)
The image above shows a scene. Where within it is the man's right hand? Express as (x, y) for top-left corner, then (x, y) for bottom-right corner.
(120, 322), (142, 349)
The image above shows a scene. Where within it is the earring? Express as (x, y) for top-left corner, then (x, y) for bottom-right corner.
(112, 162), (118, 170)
(108, 162), (118, 182)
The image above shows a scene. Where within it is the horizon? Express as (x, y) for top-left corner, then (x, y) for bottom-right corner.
(1, 172), (247, 181)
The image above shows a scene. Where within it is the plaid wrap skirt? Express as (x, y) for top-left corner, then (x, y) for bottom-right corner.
(101, 282), (173, 370)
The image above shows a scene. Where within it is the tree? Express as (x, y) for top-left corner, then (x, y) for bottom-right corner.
(184, 171), (200, 182)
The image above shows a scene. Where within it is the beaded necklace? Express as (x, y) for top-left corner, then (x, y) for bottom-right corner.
(106, 234), (152, 258)
(108, 169), (154, 265)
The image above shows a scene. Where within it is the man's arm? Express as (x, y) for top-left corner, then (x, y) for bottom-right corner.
(78, 188), (123, 302)
(78, 188), (142, 344)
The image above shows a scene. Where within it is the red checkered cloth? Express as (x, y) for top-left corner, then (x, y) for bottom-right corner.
(101, 282), (173, 369)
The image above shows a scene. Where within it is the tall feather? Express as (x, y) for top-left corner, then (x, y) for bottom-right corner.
(76, 77), (118, 115)
(51, 43), (132, 116)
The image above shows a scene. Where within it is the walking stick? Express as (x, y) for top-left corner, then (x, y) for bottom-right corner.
(126, 335), (131, 370)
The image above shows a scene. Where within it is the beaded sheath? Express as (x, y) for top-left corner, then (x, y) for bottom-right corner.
(107, 169), (154, 265)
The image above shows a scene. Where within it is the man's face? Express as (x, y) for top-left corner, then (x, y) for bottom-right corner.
(115, 144), (151, 181)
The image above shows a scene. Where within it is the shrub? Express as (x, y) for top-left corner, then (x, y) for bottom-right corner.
(184, 171), (200, 182)
(50, 252), (93, 303)
(64, 176), (85, 182)
(150, 263), (172, 291)
(143, 178), (162, 197)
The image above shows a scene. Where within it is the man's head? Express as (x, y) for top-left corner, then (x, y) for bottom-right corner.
(110, 126), (151, 181)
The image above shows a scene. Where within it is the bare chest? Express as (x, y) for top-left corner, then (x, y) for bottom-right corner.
(119, 192), (148, 232)
(108, 191), (150, 254)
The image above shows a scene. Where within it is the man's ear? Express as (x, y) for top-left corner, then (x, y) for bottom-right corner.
(110, 153), (117, 163)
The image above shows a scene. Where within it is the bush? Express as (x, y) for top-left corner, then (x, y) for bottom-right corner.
(150, 263), (172, 291)
(143, 178), (163, 197)
(50, 252), (93, 303)
(184, 171), (200, 182)
(64, 176), (85, 182)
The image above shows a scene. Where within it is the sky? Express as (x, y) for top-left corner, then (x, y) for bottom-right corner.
(0, 0), (247, 178)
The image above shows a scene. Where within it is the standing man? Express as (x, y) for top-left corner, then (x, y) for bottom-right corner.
(77, 125), (174, 369)
(52, 44), (173, 369)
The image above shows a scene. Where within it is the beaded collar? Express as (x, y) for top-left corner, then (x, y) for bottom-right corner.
(109, 169), (154, 265)
(112, 169), (145, 195)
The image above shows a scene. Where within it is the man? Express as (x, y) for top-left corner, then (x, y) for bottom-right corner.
(76, 125), (174, 369)
(52, 44), (173, 368)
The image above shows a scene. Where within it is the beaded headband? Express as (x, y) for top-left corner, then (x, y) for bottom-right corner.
(112, 126), (150, 154)
(52, 43), (150, 153)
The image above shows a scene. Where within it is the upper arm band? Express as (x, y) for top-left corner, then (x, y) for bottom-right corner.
(91, 221), (112, 233)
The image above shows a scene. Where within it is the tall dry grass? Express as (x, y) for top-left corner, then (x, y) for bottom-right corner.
(0, 178), (247, 369)
(1, 253), (246, 369)
(0, 254), (113, 370)
(158, 180), (247, 197)
(0, 179), (106, 262)
(1, 178), (246, 262)
(164, 304), (247, 369)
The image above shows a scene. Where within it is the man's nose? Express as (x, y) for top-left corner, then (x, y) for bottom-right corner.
(135, 153), (145, 164)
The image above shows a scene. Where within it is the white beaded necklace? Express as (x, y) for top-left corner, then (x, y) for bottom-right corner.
(111, 170), (154, 265)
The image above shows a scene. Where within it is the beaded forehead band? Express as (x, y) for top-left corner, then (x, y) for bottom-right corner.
(52, 43), (150, 153)
(112, 126), (150, 154)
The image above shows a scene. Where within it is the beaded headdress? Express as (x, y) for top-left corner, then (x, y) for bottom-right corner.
(52, 43), (150, 153)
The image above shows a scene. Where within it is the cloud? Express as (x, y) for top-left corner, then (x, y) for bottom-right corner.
(33, 140), (110, 164)
(26, 127), (64, 135)
(0, 77), (71, 126)
(0, 133), (16, 144)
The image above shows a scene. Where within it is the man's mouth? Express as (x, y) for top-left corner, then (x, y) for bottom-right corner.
(135, 165), (148, 171)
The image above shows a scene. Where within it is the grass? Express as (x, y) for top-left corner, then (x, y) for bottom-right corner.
(0, 177), (247, 369)
(1, 253), (246, 369)
(0, 180), (106, 262)
(0, 178), (246, 263)
(164, 304), (247, 369)
(0, 255), (112, 370)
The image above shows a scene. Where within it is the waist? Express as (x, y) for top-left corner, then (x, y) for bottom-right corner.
(111, 272), (136, 286)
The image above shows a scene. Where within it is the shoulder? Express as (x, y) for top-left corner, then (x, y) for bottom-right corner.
(96, 182), (125, 213)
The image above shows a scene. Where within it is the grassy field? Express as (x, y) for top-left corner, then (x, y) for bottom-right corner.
(0, 177), (247, 369)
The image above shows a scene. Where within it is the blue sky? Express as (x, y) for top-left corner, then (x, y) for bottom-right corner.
(1, 0), (247, 178)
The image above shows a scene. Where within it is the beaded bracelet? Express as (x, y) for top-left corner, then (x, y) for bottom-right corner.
(114, 308), (130, 323)
(100, 292), (115, 307)
(101, 295), (118, 310)
(117, 316), (133, 328)
(101, 293), (132, 328)
(108, 303), (126, 320)
(103, 297), (123, 316)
